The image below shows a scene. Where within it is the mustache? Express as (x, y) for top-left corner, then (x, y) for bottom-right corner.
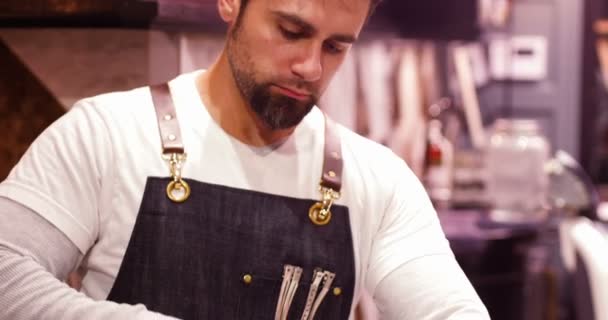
(269, 81), (318, 96)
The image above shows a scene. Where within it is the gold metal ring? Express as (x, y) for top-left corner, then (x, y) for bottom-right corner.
(309, 202), (332, 226)
(166, 179), (191, 203)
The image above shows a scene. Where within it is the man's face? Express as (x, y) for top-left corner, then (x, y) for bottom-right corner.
(226, 0), (370, 130)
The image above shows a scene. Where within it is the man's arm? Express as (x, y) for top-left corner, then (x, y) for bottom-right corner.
(0, 197), (178, 320)
(366, 160), (489, 319)
(373, 255), (489, 319)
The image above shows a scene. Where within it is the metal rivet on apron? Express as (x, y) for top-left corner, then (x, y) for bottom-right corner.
(332, 287), (342, 296)
(167, 134), (177, 141)
(242, 274), (253, 285)
(164, 114), (173, 121)
(309, 203), (331, 226)
(327, 171), (336, 178)
(166, 180), (191, 203)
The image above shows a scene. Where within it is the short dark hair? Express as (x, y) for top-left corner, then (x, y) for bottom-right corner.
(239, 0), (382, 19)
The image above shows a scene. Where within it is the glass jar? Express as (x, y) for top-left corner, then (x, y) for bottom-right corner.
(485, 119), (550, 223)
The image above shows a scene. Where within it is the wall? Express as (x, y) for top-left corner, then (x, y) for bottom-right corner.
(0, 29), (182, 109)
(478, 0), (585, 159)
(0, 38), (65, 179)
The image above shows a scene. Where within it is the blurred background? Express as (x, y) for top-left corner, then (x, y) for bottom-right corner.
(1, 1), (608, 319)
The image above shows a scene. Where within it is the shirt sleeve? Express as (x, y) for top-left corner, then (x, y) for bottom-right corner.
(0, 99), (111, 253)
(0, 197), (179, 320)
(366, 159), (490, 319)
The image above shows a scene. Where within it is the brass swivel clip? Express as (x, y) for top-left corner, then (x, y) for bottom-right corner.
(308, 185), (340, 226)
(163, 153), (190, 203)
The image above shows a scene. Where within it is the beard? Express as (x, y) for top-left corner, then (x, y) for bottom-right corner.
(237, 78), (316, 130)
(226, 23), (317, 130)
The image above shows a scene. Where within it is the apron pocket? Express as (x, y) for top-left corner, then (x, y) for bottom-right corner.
(235, 273), (344, 320)
(236, 274), (283, 320)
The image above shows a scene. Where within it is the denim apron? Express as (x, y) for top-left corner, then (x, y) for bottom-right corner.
(106, 84), (356, 320)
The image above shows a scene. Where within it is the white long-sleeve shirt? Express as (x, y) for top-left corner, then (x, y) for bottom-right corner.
(0, 70), (489, 319)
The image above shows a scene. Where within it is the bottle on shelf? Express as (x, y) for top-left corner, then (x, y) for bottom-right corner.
(423, 118), (454, 208)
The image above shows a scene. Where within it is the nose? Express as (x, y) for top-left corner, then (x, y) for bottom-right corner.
(291, 43), (323, 82)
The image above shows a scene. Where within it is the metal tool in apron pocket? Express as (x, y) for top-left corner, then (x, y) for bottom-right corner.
(300, 268), (336, 320)
(274, 265), (337, 320)
(275, 265), (303, 320)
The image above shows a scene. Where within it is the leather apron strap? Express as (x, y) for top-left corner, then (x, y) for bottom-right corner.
(308, 116), (344, 226)
(321, 116), (343, 192)
(150, 83), (185, 154)
(150, 83), (190, 203)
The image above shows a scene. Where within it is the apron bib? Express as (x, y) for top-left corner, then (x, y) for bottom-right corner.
(106, 83), (356, 320)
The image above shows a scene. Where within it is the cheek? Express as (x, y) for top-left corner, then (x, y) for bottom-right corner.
(319, 54), (347, 88)
(247, 29), (294, 76)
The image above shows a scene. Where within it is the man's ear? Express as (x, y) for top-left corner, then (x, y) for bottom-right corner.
(218, 0), (241, 23)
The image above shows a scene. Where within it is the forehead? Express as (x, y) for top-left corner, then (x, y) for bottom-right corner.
(261, 0), (370, 34)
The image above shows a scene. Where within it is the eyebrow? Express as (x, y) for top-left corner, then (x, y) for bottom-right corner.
(271, 11), (358, 44)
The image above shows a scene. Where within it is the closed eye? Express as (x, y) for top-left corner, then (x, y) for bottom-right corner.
(279, 26), (305, 40)
(324, 41), (346, 55)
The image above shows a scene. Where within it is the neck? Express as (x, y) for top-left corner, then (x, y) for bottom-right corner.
(196, 51), (295, 147)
